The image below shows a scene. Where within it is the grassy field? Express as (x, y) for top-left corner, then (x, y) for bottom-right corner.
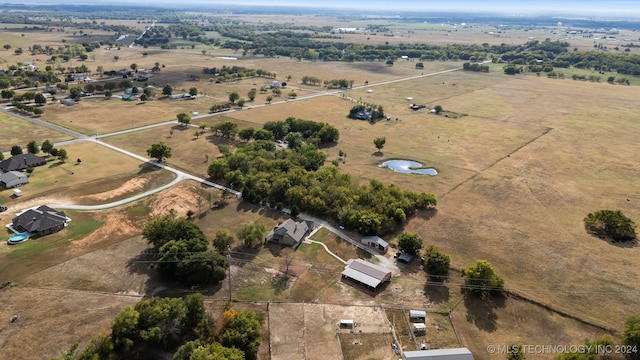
(0, 141), (158, 205)
(0, 111), (71, 152)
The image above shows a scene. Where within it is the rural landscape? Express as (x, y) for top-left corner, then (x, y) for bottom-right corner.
(0, 1), (639, 360)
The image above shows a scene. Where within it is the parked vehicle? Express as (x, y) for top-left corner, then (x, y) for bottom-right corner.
(0, 205), (7, 212)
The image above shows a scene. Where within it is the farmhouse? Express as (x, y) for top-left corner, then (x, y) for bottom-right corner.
(361, 236), (389, 253)
(0, 171), (28, 188)
(0, 154), (46, 172)
(266, 218), (314, 248)
(341, 258), (392, 291)
(402, 348), (474, 360)
(11, 205), (70, 237)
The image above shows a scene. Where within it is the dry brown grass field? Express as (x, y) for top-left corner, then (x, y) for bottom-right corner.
(0, 110), (71, 151)
(1, 14), (640, 360)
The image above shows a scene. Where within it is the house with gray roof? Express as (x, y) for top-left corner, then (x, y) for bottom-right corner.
(0, 154), (46, 172)
(266, 218), (314, 249)
(402, 348), (474, 360)
(341, 258), (392, 291)
(0, 171), (28, 188)
(12, 205), (69, 237)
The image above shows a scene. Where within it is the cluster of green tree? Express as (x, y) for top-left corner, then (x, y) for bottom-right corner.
(551, 51), (640, 75)
(11, 100), (43, 115)
(209, 102), (233, 113)
(206, 137), (435, 235)
(503, 64), (524, 75)
(211, 120), (239, 139)
(584, 209), (636, 242)
(202, 65), (276, 83)
(263, 117), (339, 143)
(607, 76), (631, 85)
(496, 39), (570, 64)
(142, 214), (228, 285)
(0, 65), (61, 89)
(348, 104), (386, 122)
(301, 75), (322, 86)
(571, 74), (603, 82)
(324, 79), (354, 89)
(461, 260), (505, 298)
(462, 62), (490, 72)
(52, 294), (264, 360)
(135, 23), (207, 46)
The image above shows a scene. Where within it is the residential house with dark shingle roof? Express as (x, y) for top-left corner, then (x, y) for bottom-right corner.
(0, 154), (46, 172)
(12, 205), (69, 236)
(266, 218), (314, 249)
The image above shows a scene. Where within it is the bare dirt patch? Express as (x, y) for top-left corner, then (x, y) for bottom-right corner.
(77, 176), (149, 202)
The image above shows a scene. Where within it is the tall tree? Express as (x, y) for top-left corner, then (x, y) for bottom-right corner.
(237, 223), (267, 248)
(423, 245), (450, 278)
(26, 140), (39, 154)
(57, 148), (68, 162)
(623, 313), (640, 360)
(374, 137), (386, 152)
(247, 88), (257, 101)
(462, 260), (505, 298)
(397, 232), (423, 255)
(177, 112), (191, 126)
(162, 84), (173, 96)
(189, 87), (198, 96)
(10, 145), (22, 156)
(147, 142), (172, 162)
(34, 93), (46, 105)
(228, 91), (240, 104)
(213, 230), (234, 253)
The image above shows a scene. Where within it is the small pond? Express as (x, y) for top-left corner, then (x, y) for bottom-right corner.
(380, 160), (438, 176)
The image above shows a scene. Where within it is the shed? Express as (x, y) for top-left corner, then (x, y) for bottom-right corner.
(402, 347), (474, 360)
(339, 319), (354, 328)
(398, 253), (414, 264)
(409, 310), (426, 322)
(413, 323), (427, 332)
(13, 189), (22, 197)
(341, 258), (392, 291)
(361, 236), (389, 253)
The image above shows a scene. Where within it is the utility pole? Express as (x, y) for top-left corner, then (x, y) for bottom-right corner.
(227, 246), (232, 302)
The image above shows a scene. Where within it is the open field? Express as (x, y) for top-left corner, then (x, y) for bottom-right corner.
(1, 11), (640, 360)
(0, 111), (71, 151)
(0, 141), (172, 206)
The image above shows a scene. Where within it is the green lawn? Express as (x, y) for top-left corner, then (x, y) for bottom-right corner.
(8, 211), (104, 258)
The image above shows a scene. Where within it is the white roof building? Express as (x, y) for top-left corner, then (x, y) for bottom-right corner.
(402, 348), (474, 360)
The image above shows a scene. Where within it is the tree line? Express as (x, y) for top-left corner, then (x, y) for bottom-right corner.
(52, 294), (264, 360)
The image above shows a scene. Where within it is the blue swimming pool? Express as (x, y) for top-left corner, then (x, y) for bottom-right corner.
(7, 233), (29, 245)
(380, 160), (438, 175)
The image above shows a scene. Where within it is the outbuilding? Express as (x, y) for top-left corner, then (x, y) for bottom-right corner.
(339, 319), (354, 328)
(361, 236), (389, 253)
(402, 348), (474, 360)
(341, 258), (392, 291)
(409, 310), (426, 323)
(0, 171), (28, 188)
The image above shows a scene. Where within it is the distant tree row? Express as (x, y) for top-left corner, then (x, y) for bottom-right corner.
(462, 62), (490, 72)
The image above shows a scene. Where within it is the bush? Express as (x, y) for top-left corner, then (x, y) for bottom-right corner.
(584, 209), (636, 241)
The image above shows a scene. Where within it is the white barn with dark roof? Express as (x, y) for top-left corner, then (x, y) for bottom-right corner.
(341, 258), (392, 291)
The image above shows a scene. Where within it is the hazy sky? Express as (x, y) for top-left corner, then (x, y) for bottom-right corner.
(185, 0), (640, 17)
